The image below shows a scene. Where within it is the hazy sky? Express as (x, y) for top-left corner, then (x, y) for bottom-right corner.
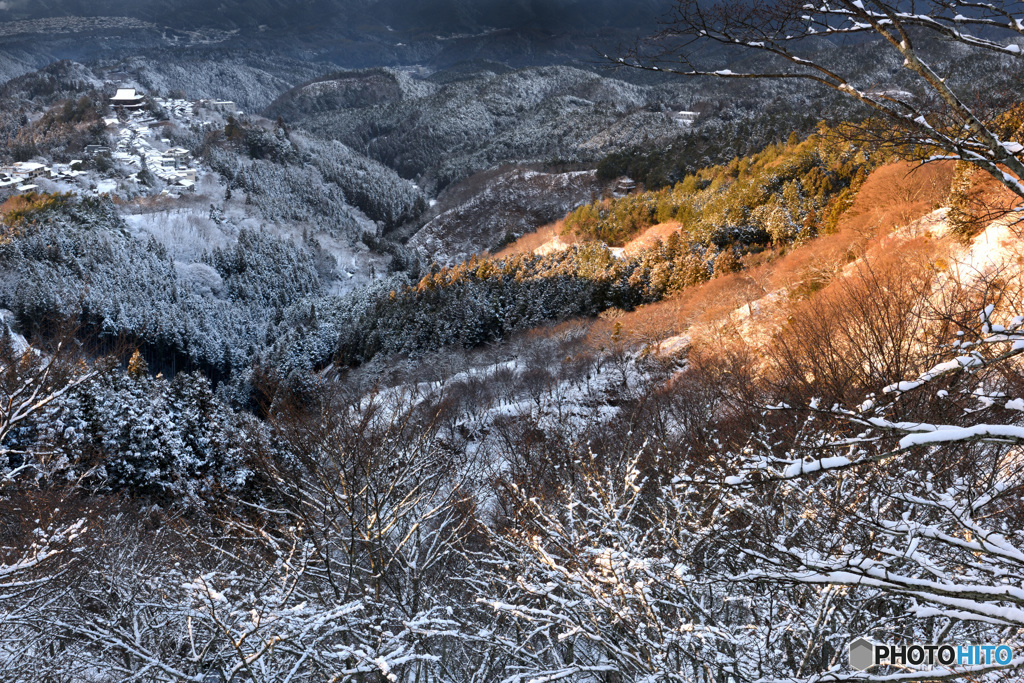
(0, 0), (674, 31)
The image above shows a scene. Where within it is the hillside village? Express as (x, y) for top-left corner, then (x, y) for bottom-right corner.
(0, 87), (236, 200)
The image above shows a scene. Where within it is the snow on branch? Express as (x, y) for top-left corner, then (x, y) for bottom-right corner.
(623, 0), (1024, 202)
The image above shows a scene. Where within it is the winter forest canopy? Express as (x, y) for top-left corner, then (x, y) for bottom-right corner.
(3, 1), (1024, 682)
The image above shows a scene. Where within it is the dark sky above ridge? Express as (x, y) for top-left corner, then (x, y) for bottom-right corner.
(0, 0), (676, 33)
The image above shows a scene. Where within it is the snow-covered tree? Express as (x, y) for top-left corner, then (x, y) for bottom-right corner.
(718, 303), (1024, 681)
(480, 302), (1024, 682)
(0, 328), (93, 682)
(0, 324), (95, 477)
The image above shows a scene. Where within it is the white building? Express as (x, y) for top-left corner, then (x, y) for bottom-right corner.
(162, 147), (191, 169)
(199, 100), (238, 114)
(672, 111), (699, 126)
(111, 88), (145, 110)
(11, 162), (48, 179)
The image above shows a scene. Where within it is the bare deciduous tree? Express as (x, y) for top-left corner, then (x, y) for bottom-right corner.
(0, 331), (95, 479)
(620, 0), (1024, 201)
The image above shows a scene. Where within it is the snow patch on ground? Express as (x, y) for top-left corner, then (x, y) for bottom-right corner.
(623, 222), (683, 257)
(649, 204), (1019, 361)
(125, 207), (238, 261)
(657, 334), (691, 356)
(409, 168), (601, 265)
(0, 309), (29, 355)
(534, 235), (572, 256)
(952, 211), (1024, 276)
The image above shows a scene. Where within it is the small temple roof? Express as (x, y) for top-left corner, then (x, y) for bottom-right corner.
(111, 88), (144, 102)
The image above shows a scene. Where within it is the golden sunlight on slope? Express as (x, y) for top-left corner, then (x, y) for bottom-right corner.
(493, 220), (579, 258)
(622, 222), (683, 257)
(584, 160), (958, 356)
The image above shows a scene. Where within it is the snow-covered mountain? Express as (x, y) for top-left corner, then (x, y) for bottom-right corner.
(268, 65), (692, 194)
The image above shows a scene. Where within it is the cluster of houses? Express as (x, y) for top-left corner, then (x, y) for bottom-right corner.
(0, 87), (231, 199)
(111, 121), (197, 190)
(159, 98), (198, 125)
(0, 160), (86, 193)
(103, 89), (201, 192)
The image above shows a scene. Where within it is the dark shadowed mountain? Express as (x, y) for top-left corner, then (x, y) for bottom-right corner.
(0, 0), (677, 72)
(0, 1), (674, 32)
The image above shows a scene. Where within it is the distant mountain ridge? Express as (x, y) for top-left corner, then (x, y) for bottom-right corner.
(0, 0), (674, 33)
(0, 1), (677, 72)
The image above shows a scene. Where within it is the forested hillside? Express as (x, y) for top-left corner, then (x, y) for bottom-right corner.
(4, 137), (1023, 681)
(5, 1), (1024, 680)
(564, 126), (875, 245)
(266, 65), (687, 194)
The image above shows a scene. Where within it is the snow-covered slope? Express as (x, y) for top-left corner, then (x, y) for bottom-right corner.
(269, 65), (690, 193)
(0, 49), (35, 85)
(408, 168), (602, 265)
